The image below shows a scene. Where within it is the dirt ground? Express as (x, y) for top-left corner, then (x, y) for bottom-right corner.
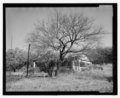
(6, 64), (113, 93)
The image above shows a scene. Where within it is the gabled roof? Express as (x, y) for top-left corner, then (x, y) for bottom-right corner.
(78, 54), (90, 62)
(72, 54), (90, 62)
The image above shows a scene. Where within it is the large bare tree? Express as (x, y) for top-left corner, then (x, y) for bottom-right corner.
(27, 11), (104, 62)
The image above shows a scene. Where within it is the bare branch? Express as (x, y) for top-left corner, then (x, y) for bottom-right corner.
(27, 10), (105, 60)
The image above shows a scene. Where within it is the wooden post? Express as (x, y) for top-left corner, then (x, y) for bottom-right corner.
(33, 61), (36, 74)
(26, 44), (31, 77)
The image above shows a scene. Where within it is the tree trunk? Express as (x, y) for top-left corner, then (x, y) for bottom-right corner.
(60, 54), (63, 61)
(59, 51), (64, 66)
(13, 68), (16, 72)
(10, 65), (16, 72)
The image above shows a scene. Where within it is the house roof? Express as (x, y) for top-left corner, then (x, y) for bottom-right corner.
(72, 54), (90, 62)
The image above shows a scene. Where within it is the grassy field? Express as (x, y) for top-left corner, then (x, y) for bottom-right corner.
(6, 64), (113, 93)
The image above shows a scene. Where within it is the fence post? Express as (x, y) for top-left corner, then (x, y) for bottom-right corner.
(26, 44), (31, 77)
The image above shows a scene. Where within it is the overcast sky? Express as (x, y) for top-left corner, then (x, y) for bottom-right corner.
(6, 5), (113, 50)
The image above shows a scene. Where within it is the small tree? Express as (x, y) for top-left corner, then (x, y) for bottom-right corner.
(6, 48), (27, 72)
(27, 10), (105, 67)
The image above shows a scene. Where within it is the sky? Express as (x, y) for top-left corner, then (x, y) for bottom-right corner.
(6, 5), (113, 51)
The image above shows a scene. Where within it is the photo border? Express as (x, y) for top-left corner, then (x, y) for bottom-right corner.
(3, 3), (117, 95)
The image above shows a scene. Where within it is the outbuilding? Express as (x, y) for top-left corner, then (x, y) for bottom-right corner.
(72, 54), (92, 72)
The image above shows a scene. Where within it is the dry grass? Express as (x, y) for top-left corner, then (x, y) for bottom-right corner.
(6, 64), (113, 93)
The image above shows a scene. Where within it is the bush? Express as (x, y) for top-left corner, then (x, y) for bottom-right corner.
(87, 47), (112, 64)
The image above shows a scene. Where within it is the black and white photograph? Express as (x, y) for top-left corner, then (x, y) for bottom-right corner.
(3, 3), (117, 95)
